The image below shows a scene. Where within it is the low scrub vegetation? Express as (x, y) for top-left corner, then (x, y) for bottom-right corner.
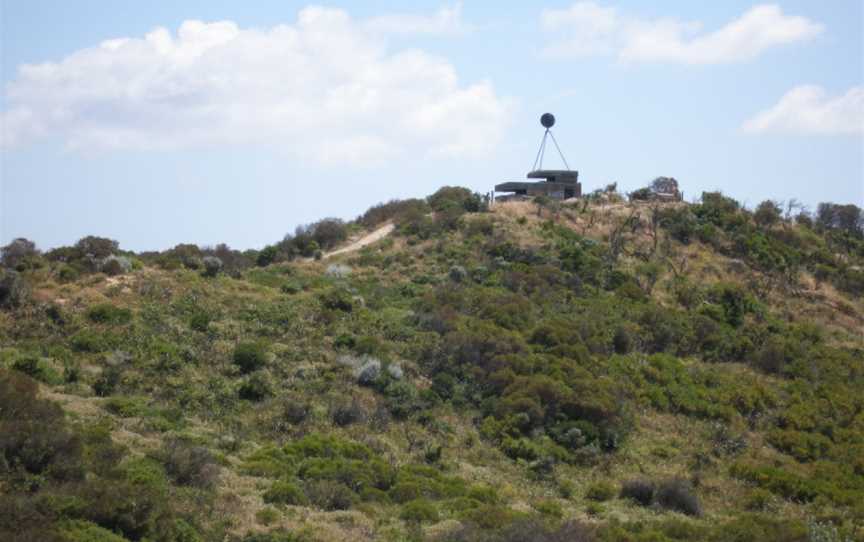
(1, 187), (861, 541)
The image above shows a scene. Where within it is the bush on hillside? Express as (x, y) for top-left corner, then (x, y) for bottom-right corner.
(319, 287), (354, 312)
(283, 219), (348, 257)
(304, 480), (355, 511)
(658, 207), (698, 244)
(257, 245), (279, 267)
(655, 479), (702, 516)
(309, 218), (348, 250)
(620, 479), (654, 506)
(359, 198), (430, 228)
(87, 304), (132, 325)
(201, 256), (223, 277)
(280, 398), (311, 425)
(74, 236), (119, 260)
(0, 269), (28, 309)
(100, 255), (132, 276)
(158, 437), (219, 489)
(233, 341), (268, 373)
(264, 481), (308, 506)
(816, 202), (863, 237)
(239, 372), (273, 402)
(754, 200), (782, 228)
(400, 499), (439, 523)
(330, 397), (367, 427)
(1, 238), (40, 271)
(166, 243), (203, 269)
(0, 370), (84, 481)
(427, 186), (484, 213)
(585, 481), (616, 502)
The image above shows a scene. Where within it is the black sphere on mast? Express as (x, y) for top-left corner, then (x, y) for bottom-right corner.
(540, 112), (555, 129)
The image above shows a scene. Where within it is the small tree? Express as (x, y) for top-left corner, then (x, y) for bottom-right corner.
(256, 245), (278, 267)
(233, 341), (267, 373)
(74, 236), (119, 259)
(1, 238), (40, 270)
(170, 243), (202, 269)
(0, 269), (28, 309)
(201, 256), (223, 277)
(754, 200), (782, 228)
(310, 218), (348, 250)
(816, 203), (863, 237)
(100, 255), (132, 276)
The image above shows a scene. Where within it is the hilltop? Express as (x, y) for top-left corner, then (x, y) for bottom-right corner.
(1, 187), (863, 542)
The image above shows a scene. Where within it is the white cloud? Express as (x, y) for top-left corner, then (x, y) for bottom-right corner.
(541, 3), (822, 65)
(0, 5), (507, 164)
(365, 2), (469, 36)
(742, 85), (864, 135)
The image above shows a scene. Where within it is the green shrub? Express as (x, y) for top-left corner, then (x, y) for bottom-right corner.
(620, 479), (655, 506)
(264, 481), (308, 506)
(239, 373), (272, 402)
(754, 200), (782, 228)
(257, 245), (279, 267)
(158, 437), (219, 489)
(655, 479), (702, 517)
(533, 498), (563, 518)
(319, 288), (354, 312)
(100, 255), (132, 276)
(189, 311), (212, 332)
(713, 514), (808, 542)
(201, 256), (223, 277)
(233, 341), (268, 374)
(281, 282), (301, 295)
(11, 356), (46, 380)
(400, 498), (439, 523)
(150, 340), (183, 372)
(256, 507), (280, 526)
(87, 303), (132, 325)
(744, 489), (773, 511)
(0, 370), (84, 481)
(585, 502), (604, 517)
(360, 198), (430, 228)
(0, 269), (29, 309)
(390, 481), (423, 504)
(585, 481), (616, 502)
(359, 487), (390, 503)
(730, 462), (818, 502)
(58, 520), (129, 542)
(93, 366), (122, 397)
(457, 504), (520, 530)
(304, 480), (355, 511)
(104, 397), (145, 418)
(58, 264), (80, 283)
(466, 485), (499, 504)
(122, 457), (169, 493)
(329, 398), (366, 426)
(658, 207), (698, 244)
(242, 530), (307, 542)
(71, 330), (108, 353)
(767, 429), (831, 462)
(427, 186), (483, 214)
(612, 326), (634, 354)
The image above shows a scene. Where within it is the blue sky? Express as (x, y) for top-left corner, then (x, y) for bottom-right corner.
(1, 1), (862, 251)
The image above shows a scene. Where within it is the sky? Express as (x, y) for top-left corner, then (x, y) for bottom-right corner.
(1, 1), (862, 252)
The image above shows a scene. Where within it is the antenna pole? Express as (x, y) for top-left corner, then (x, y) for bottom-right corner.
(532, 113), (571, 171)
(532, 129), (550, 171)
(548, 130), (570, 171)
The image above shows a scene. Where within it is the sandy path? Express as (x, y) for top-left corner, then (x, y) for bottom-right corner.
(324, 223), (395, 259)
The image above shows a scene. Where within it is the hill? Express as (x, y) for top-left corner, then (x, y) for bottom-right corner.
(1, 187), (863, 542)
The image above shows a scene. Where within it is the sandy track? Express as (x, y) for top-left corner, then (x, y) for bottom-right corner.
(324, 222), (395, 259)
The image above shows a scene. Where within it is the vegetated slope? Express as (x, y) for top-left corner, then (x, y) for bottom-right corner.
(1, 187), (862, 542)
